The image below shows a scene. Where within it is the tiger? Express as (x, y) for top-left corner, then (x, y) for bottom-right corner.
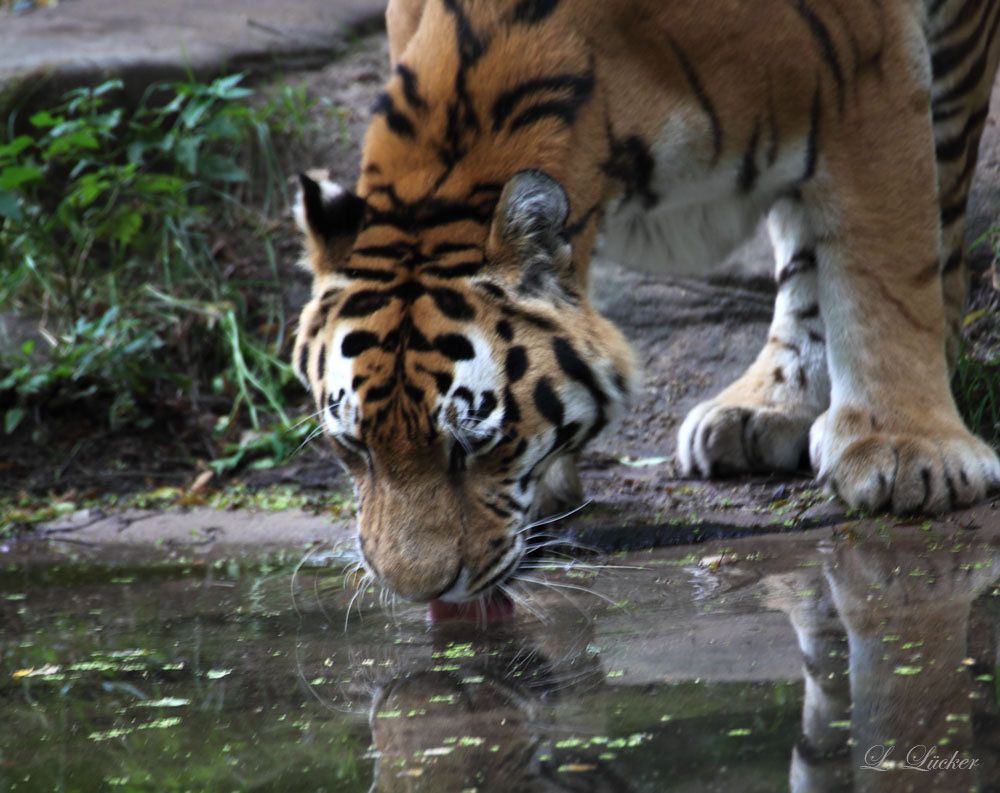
(292, 0), (1000, 603)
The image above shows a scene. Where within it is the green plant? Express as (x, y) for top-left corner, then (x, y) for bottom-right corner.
(0, 74), (320, 470)
(954, 347), (1000, 447)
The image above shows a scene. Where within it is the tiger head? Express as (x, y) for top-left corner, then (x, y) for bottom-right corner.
(292, 169), (632, 603)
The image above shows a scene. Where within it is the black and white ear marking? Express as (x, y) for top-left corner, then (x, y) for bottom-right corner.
(492, 170), (569, 253)
(295, 172), (366, 275)
(295, 173), (366, 239)
(488, 170), (574, 297)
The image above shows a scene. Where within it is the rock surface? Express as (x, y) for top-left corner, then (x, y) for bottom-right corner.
(0, 0), (386, 104)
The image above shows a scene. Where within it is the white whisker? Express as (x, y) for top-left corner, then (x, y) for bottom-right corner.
(515, 574), (618, 606)
(517, 499), (593, 535)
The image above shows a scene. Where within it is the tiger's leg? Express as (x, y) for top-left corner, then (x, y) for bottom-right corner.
(926, 0), (1000, 368)
(807, 19), (1000, 513)
(677, 196), (830, 477)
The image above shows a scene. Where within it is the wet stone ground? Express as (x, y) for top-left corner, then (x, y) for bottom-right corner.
(3, 525), (1000, 792)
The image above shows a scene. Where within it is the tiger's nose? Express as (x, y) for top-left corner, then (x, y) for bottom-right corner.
(362, 534), (462, 602)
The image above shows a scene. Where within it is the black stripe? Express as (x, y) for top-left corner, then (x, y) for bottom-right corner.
(509, 97), (592, 132)
(553, 337), (608, 440)
(501, 304), (556, 330)
(365, 200), (493, 233)
(481, 501), (512, 521)
(365, 380), (396, 403)
(478, 282), (507, 300)
(371, 93), (416, 138)
(341, 267), (397, 282)
(935, 105), (989, 163)
(492, 73), (594, 132)
(534, 377), (564, 426)
(404, 383), (424, 403)
(428, 287), (476, 320)
(476, 391), (498, 418)
(566, 203), (601, 237)
(942, 250), (963, 274)
(932, 101), (965, 125)
(442, 0), (486, 66)
(511, 0), (560, 24)
(500, 438), (528, 466)
(738, 121), (761, 193)
(339, 290), (392, 318)
(940, 198), (966, 227)
(430, 370), (453, 394)
(935, 0), (989, 43)
(553, 338), (608, 408)
(453, 386), (475, 404)
(328, 390), (343, 418)
(503, 388), (521, 424)
(777, 249), (818, 286)
(934, 0), (1000, 107)
(422, 261), (484, 279)
(316, 343), (326, 382)
(795, 303), (820, 320)
(792, 0), (845, 109)
(931, 0), (994, 78)
(342, 331), (381, 358)
(353, 243), (412, 260)
(431, 241), (480, 256)
(668, 38), (723, 162)
(603, 135), (658, 208)
(395, 64), (427, 110)
(434, 333), (476, 360)
(471, 548), (522, 593)
(506, 346), (528, 382)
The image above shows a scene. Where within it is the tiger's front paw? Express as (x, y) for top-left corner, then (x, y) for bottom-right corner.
(809, 407), (1000, 514)
(678, 400), (814, 477)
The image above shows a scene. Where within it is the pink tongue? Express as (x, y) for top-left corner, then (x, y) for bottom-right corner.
(427, 592), (515, 623)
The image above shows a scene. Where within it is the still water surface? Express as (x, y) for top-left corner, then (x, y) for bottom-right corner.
(2, 528), (999, 792)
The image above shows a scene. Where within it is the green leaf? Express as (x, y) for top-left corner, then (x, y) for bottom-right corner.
(0, 165), (44, 190)
(0, 135), (34, 160)
(45, 129), (100, 158)
(112, 211), (143, 248)
(0, 189), (22, 221)
(198, 154), (247, 183)
(180, 98), (214, 130)
(29, 110), (63, 128)
(4, 407), (26, 435)
(74, 174), (111, 207)
(175, 135), (203, 175)
(92, 79), (124, 97)
(210, 74), (253, 100)
(136, 174), (185, 194)
(126, 140), (148, 165)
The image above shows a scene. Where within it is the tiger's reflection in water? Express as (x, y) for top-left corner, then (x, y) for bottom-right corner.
(762, 535), (1000, 793)
(358, 615), (634, 793)
(325, 531), (1000, 793)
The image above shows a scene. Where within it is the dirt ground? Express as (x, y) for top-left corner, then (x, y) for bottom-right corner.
(5, 30), (1000, 544)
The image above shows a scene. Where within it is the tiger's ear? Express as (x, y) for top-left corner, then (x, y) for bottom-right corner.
(294, 172), (366, 274)
(487, 170), (575, 298)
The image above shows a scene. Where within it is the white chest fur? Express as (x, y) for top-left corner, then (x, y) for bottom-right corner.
(597, 120), (810, 275)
